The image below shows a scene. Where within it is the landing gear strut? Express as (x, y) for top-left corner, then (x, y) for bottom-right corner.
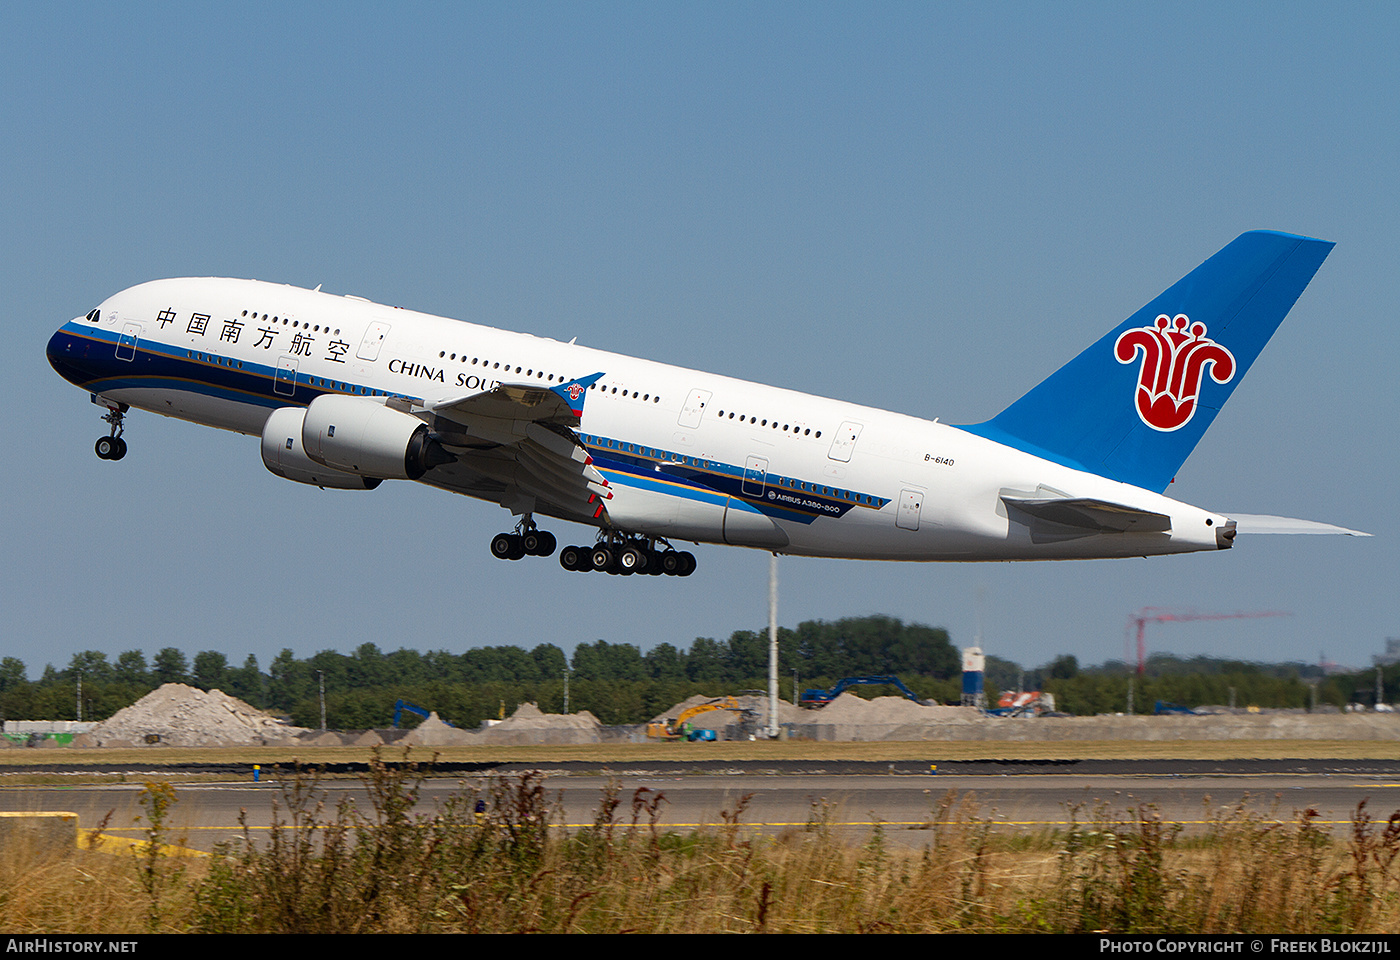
(94, 404), (128, 461)
(489, 516), (557, 561)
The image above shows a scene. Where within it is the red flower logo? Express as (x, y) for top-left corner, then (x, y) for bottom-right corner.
(1114, 314), (1236, 432)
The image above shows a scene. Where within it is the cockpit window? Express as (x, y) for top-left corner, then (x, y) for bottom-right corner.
(85, 309), (100, 322)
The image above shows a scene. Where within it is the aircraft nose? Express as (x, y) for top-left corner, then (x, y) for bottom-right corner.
(47, 325), (88, 386)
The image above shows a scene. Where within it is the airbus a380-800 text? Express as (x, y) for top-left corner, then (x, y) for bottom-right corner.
(46, 230), (1366, 577)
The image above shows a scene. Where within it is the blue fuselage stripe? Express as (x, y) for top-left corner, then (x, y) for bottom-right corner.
(49, 323), (887, 524)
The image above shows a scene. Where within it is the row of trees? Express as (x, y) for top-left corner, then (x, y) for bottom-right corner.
(0, 616), (959, 728)
(0, 616), (1382, 729)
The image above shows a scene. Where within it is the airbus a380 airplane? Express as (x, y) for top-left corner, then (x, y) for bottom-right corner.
(46, 230), (1366, 577)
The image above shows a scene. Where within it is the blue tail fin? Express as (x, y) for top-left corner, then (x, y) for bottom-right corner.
(958, 231), (1333, 492)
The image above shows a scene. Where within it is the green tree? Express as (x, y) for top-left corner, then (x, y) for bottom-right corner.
(1048, 654), (1080, 681)
(0, 657), (26, 691)
(192, 651), (230, 691)
(228, 655), (265, 706)
(531, 644), (568, 680)
(644, 643), (685, 681)
(67, 651), (113, 684)
(685, 637), (725, 683)
(115, 651), (150, 686)
(349, 643), (388, 688)
(152, 648), (189, 685)
(268, 649), (313, 712)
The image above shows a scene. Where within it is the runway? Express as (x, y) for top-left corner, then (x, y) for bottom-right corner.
(4, 759), (1399, 851)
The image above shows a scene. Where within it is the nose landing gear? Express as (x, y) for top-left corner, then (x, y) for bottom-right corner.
(94, 404), (128, 461)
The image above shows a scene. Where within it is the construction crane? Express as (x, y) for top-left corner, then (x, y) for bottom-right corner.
(1126, 607), (1289, 674)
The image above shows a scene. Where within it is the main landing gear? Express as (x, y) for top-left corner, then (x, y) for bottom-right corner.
(559, 535), (696, 577)
(487, 520), (697, 576)
(94, 404), (128, 461)
(489, 518), (558, 561)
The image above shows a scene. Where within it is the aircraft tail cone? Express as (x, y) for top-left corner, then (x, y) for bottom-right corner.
(1216, 519), (1237, 549)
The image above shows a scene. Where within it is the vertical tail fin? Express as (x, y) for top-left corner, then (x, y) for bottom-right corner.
(958, 231), (1333, 492)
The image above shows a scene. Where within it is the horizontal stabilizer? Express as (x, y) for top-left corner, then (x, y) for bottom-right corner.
(1226, 514), (1371, 537)
(1002, 495), (1172, 533)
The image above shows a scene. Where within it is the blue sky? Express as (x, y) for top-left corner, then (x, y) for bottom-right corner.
(3, 2), (1396, 679)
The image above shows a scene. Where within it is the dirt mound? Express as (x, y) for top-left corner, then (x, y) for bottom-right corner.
(401, 711), (476, 746)
(81, 683), (304, 747)
(819, 692), (971, 723)
(475, 702), (603, 744)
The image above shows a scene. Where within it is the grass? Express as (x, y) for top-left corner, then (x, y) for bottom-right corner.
(4, 751), (1400, 933)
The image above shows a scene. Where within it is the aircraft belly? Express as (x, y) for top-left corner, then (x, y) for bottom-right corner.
(603, 483), (732, 544)
(99, 387), (271, 436)
(721, 498), (789, 548)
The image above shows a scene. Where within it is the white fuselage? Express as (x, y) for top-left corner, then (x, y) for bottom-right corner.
(47, 277), (1230, 561)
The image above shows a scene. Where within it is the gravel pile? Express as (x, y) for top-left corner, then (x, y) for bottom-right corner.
(400, 711), (475, 746)
(818, 692), (973, 724)
(77, 683), (305, 747)
(474, 702), (605, 745)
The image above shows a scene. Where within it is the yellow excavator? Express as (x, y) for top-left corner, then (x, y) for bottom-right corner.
(647, 696), (744, 741)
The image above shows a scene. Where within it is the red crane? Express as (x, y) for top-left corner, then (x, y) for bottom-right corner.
(1126, 607), (1290, 674)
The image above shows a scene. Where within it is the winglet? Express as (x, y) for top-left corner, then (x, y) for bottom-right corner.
(551, 372), (604, 419)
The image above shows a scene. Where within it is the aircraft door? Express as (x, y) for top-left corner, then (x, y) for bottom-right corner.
(356, 321), (391, 361)
(896, 488), (924, 531)
(742, 455), (769, 498)
(828, 421), (862, 462)
(115, 323), (141, 361)
(275, 356), (298, 397)
(678, 389), (711, 428)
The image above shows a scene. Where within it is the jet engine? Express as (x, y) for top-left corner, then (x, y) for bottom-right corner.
(299, 394), (451, 480)
(261, 406), (382, 489)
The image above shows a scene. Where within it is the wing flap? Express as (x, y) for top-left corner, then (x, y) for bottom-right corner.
(423, 373), (611, 521)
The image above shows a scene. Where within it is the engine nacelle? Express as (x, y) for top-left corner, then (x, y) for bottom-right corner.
(300, 394), (448, 480)
(261, 406), (382, 489)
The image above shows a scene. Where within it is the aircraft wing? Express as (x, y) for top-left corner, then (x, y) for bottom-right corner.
(426, 373), (600, 426)
(1225, 514), (1372, 536)
(415, 373), (614, 520)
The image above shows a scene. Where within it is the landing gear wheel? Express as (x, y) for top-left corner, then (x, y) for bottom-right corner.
(559, 545), (589, 571)
(676, 551), (697, 576)
(618, 546), (646, 574)
(523, 530), (557, 557)
(490, 533), (526, 560)
(94, 436), (126, 460)
(590, 546), (615, 573)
